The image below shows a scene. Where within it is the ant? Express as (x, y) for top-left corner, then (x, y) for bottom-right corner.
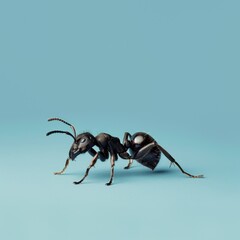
(46, 118), (203, 186)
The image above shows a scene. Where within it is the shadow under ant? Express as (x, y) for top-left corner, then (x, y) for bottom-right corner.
(61, 166), (177, 183)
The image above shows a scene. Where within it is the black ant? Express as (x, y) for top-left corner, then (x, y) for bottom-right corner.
(46, 118), (203, 186)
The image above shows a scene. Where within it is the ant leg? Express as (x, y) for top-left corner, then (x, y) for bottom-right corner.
(132, 142), (156, 159)
(54, 158), (70, 175)
(106, 154), (116, 186)
(173, 161), (204, 178)
(122, 132), (132, 150)
(120, 143), (157, 171)
(73, 153), (99, 184)
(118, 151), (133, 169)
(157, 144), (204, 178)
(124, 159), (133, 169)
(122, 132), (132, 169)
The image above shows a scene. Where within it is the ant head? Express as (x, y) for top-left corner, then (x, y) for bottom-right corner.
(47, 118), (96, 160)
(69, 132), (95, 160)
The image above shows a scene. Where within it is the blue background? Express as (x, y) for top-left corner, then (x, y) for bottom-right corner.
(0, 1), (239, 239)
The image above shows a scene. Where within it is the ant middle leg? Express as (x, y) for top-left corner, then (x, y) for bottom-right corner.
(106, 154), (117, 186)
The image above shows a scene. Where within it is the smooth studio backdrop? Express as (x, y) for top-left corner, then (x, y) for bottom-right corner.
(0, 1), (239, 239)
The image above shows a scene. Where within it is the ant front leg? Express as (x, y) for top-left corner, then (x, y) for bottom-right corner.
(54, 158), (70, 175)
(106, 154), (116, 186)
(73, 153), (99, 185)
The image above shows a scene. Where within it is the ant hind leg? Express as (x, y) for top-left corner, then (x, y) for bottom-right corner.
(124, 159), (133, 169)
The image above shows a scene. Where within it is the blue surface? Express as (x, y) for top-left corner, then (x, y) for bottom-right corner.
(0, 1), (239, 239)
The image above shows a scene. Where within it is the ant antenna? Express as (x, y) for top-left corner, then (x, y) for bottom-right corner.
(46, 130), (76, 141)
(48, 118), (77, 138)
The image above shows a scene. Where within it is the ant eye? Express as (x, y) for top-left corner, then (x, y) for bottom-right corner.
(80, 138), (86, 143)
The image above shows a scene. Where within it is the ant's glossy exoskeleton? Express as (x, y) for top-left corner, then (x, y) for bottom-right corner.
(47, 118), (203, 186)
